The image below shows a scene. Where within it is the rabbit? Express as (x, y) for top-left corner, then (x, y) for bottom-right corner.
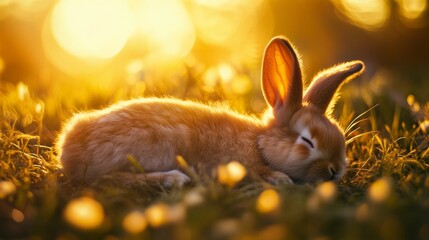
(56, 36), (364, 187)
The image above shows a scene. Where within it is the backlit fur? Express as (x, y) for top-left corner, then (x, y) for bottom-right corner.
(57, 98), (268, 182)
(57, 36), (364, 185)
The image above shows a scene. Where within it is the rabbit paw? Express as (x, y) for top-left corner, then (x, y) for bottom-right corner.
(108, 170), (191, 188)
(264, 171), (293, 185)
(160, 170), (191, 188)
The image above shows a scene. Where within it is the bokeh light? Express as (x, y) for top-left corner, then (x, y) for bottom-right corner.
(396, 0), (427, 22)
(122, 210), (147, 234)
(17, 82), (29, 101)
(231, 74), (252, 95)
(217, 161), (247, 187)
(407, 95), (421, 112)
(315, 181), (338, 202)
(218, 63), (235, 83)
(183, 188), (205, 206)
(11, 209), (24, 223)
(145, 203), (169, 227)
(368, 178), (392, 203)
(355, 203), (370, 222)
(331, 0), (390, 30)
(0, 181), (16, 199)
(167, 203), (186, 223)
(191, 0), (264, 46)
(51, 0), (133, 59)
(63, 196), (105, 230)
(256, 189), (281, 214)
(35, 102), (44, 114)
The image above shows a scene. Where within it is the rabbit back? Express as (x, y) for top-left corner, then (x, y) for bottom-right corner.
(57, 98), (265, 182)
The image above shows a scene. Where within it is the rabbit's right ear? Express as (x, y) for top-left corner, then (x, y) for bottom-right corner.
(262, 37), (303, 124)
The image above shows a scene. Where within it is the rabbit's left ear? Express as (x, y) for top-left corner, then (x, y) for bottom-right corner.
(303, 61), (364, 115)
(262, 37), (303, 124)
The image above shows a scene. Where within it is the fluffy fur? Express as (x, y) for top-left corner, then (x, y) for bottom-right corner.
(57, 36), (365, 186)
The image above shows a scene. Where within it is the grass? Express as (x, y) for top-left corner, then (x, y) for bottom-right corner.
(0, 81), (428, 240)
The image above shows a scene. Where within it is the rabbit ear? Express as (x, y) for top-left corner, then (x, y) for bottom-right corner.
(303, 61), (364, 115)
(262, 37), (303, 123)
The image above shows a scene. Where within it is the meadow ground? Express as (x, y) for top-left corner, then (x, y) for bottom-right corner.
(0, 80), (428, 240)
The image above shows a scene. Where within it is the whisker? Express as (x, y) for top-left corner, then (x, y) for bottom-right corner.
(346, 131), (378, 145)
(345, 104), (379, 134)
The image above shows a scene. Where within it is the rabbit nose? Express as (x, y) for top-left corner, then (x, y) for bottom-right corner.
(328, 165), (337, 180)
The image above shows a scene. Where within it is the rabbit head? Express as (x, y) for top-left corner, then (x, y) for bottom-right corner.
(258, 36), (364, 183)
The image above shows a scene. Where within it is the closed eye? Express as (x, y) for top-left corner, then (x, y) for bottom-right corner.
(301, 136), (314, 148)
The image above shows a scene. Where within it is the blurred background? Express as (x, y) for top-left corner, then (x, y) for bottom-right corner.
(0, 0), (428, 139)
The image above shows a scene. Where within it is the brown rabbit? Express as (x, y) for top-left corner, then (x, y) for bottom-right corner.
(56, 36), (364, 186)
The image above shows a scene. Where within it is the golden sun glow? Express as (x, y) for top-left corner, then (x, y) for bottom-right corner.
(134, 0), (196, 58)
(50, 0), (196, 61)
(42, 0), (273, 76)
(51, 0), (133, 59)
